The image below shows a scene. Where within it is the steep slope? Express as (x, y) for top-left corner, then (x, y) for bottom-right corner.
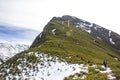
(0, 42), (29, 64)
(0, 16), (120, 80)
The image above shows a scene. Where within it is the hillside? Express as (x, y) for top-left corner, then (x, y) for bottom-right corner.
(0, 15), (120, 80)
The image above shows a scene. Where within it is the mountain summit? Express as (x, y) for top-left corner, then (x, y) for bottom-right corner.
(0, 15), (120, 80)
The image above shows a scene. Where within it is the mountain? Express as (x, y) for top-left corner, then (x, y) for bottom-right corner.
(0, 42), (29, 64)
(0, 23), (39, 45)
(0, 15), (120, 80)
(49, 15), (120, 51)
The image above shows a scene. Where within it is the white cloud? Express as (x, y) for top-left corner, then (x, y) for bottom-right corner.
(0, 0), (120, 34)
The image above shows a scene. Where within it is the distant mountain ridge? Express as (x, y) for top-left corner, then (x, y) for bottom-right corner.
(0, 42), (29, 64)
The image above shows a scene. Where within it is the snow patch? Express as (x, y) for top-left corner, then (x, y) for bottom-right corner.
(83, 22), (93, 28)
(114, 58), (118, 61)
(94, 26), (97, 30)
(76, 23), (85, 28)
(76, 23), (91, 34)
(109, 31), (115, 44)
(109, 30), (112, 37)
(97, 37), (102, 40)
(33, 53), (88, 80)
(85, 29), (91, 33)
(100, 66), (116, 80)
(52, 29), (56, 35)
(110, 38), (115, 44)
(35, 61), (88, 80)
(89, 23), (93, 27)
(80, 24), (86, 29)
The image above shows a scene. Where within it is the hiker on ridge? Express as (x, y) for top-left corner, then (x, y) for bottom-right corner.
(103, 60), (107, 69)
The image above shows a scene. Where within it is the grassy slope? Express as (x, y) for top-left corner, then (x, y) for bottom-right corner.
(35, 20), (120, 78)
(0, 20), (120, 79)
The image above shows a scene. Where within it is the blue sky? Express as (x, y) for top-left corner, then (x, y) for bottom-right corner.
(0, 23), (39, 45)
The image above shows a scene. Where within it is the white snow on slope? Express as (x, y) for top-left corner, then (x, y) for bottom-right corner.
(94, 26), (97, 30)
(0, 42), (29, 64)
(110, 38), (115, 44)
(52, 29), (56, 35)
(114, 58), (118, 61)
(35, 61), (88, 80)
(100, 66), (116, 80)
(85, 29), (91, 33)
(76, 23), (91, 33)
(88, 23), (93, 27)
(108, 30), (115, 44)
(16, 52), (88, 80)
(109, 30), (112, 37)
